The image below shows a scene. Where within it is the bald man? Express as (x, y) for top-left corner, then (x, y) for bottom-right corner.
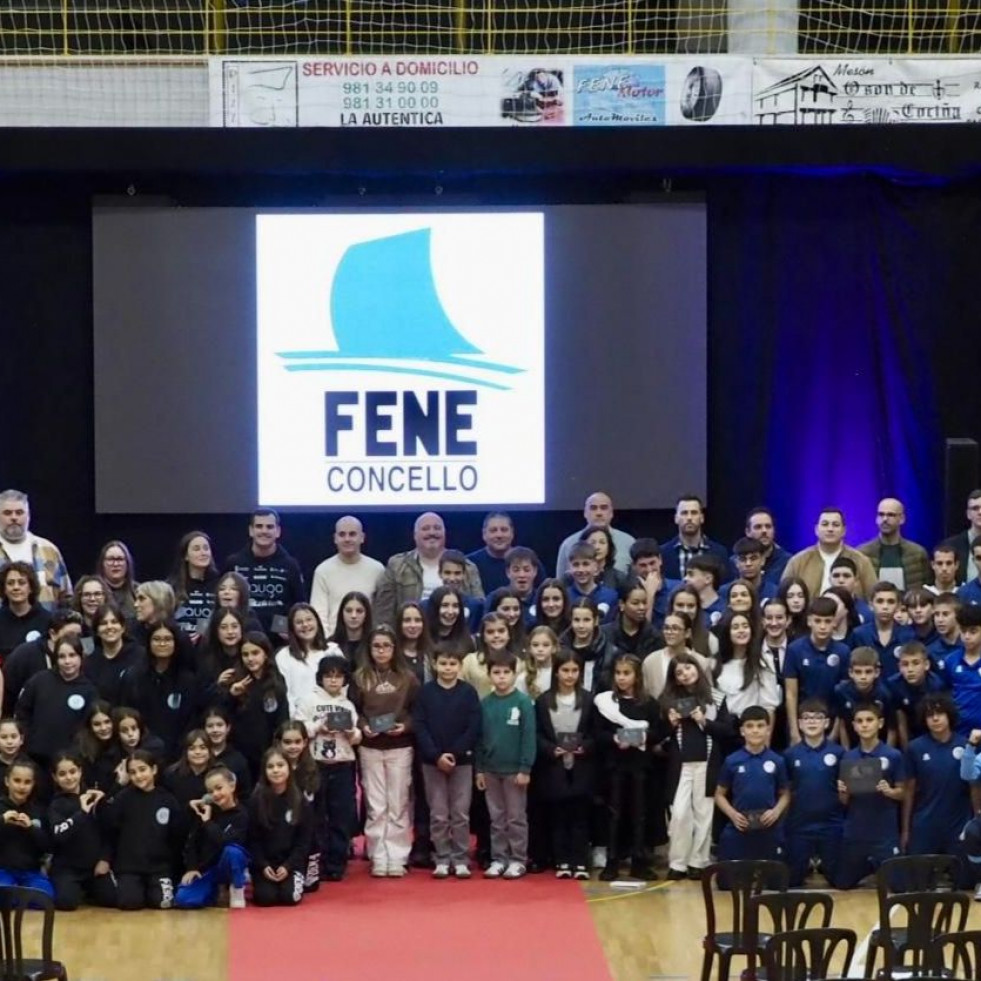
(309, 515), (385, 634)
(555, 492), (636, 577)
(857, 497), (931, 591)
(374, 512), (483, 628)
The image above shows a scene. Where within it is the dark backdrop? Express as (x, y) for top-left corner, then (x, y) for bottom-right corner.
(1, 170), (978, 585)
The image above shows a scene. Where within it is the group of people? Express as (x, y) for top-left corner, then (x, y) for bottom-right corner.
(2, 485), (981, 907)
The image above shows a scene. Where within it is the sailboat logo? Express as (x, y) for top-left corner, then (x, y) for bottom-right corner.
(277, 227), (525, 392)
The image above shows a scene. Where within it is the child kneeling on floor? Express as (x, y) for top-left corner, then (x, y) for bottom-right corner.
(175, 766), (249, 909)
(247, 746), (312, 906)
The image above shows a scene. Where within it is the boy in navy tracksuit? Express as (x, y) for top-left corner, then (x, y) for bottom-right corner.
(902, 694), (971, 887)
(565, 543), (618, 623)
(714, 706), (790, 862)
(412, 648), (482, 878)
(784, 597), (851, 745)
(834, 702), (906, 889)
(833, 646), (895, 749)
(927, 593), (962, 672)
(848, 582), (915, 674)
(888, 641), (946, 748)
(685, 555), (726, 629)
(943, 604), (981, 736)
(783, 698), (843, 886)
(175, 766), (249, 909)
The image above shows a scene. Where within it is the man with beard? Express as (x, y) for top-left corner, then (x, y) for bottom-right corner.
(0, 490), (71, 610)
(223, 508), (305, 638)
(660, 495), (729, 583)
(743, 507), (792, 586)
(782, 508), (876, 599)
(374, 512), (483, 628)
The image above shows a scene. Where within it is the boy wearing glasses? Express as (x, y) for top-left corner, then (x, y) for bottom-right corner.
(783, 698), (843, 886)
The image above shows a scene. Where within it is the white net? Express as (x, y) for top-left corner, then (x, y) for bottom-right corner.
(0, 1), (978, 59)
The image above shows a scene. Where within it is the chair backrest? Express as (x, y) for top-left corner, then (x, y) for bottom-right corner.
(931, 930), (981, 981)
(750, 891), (834, 936)
(763, 927), (856, 981)
(0, 885), (58, 978)
(701, 860), (790, 943)
(880, 890), (970, 977)
(876, 854), (960, 898)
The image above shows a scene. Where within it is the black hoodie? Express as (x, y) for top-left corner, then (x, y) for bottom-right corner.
(100, 784), (185, 874)
(15, 670), (98, 763)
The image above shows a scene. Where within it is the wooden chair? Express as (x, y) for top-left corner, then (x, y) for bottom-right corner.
(762, 927), (856, 981)
(699, 860), (789, 981)
(864, 854), (961, 978)
(876, 890), (969, 980)
(0, 886), (68, 981)
(744, 892), (836, 980)
(930, 930), (981, 980)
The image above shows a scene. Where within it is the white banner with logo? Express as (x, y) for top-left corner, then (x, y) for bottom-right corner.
(209, 55), (752, 127)
(255, 212), (546, 507)
(753, 58), (981, 124)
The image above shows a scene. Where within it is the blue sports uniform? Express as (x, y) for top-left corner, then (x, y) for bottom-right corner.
(784, 637), (851, 706)
(717, 747), (788, 863)
(943, 650), (981, 735)
(783, 739), (844, 886)
(834, 742), (906, 889)
(905, 732), (971, 885)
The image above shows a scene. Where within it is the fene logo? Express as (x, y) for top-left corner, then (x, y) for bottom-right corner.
(256, 212), (545, 507)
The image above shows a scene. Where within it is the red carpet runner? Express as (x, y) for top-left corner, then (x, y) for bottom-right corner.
(230, 863), (613, 981)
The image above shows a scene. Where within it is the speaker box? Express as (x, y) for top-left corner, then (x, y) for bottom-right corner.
(945, 438), (979, 538)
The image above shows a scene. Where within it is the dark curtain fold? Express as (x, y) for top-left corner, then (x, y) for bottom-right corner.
(707, 174), (981, 553)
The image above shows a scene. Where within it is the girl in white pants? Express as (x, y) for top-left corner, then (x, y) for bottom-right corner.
(660, 653), (733, 880)
(352, 626), (420, 878)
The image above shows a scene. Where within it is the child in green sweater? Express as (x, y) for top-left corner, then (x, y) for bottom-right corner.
(476, 651), (536, 880)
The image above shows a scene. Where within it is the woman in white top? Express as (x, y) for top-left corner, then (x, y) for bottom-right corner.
(274, 603), (340, 716)
(711, 609), (781, 719)
(642, 612), (714, 699)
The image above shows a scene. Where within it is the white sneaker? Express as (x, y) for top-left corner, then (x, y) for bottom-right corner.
(974, 883), (981, 902)
(592, 846), (608, 869)
(453, 863), (472, 879)
(229, 886), (246, 909)
(432, 864), (450, 879)
(387, 866), (407, 878)
(555, 864), (572, 879)
(502, 862), (527, 880)
(484, 861), (507, 878)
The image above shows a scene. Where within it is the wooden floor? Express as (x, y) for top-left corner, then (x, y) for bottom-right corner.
(20, 876), (981, 981)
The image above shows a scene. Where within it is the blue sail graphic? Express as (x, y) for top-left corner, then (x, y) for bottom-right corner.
(277, 227), (522, 389)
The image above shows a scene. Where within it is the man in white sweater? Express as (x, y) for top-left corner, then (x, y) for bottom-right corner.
(309, 515), (385, 634)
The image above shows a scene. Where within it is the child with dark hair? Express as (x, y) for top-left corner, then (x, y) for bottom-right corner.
(413, 647), (482, 879)
(224, 631), (288, 780)
(296, 654), (361, 881)
(849, 582), (915, 672)
(476, 651), (535, 880)
(661, 653), (731, 880)
(944, 604), (981, 734)
(101, 749), (185, 910)
(0, 758), (51, 896)
(534, 650), (595, 880)
(888, 641), (946, 748)
(783, 597), (851, 745)
(426, 586), (476, 658)
(327, 591), (372, 665)
(533, 578), (571, 637)
(276, 721), (323, 891)
(47, 751), (116, 910)
(175, 766), (250, 909)
(903, 694), (970, 886)
(833, 703), (906, 890)
(594, 654), (663, 882)
(714, 707), (789, 863)
(202, 707), (253, 800)
(783, 698), (843, 887)
(163, 730), (214, 811)
(247, 747), (312, 906)
(560, 598), (619, 694)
